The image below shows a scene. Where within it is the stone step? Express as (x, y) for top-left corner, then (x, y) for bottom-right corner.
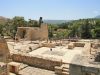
(55, 64), (70, 75)
(91, 51), (96, 55)
(55, 66), (62, 74)
(61, 71), (69, 75)
(55, 66), (69, 72)
(10, 73), (16, 75)
(96, 53), (100, 56)
(55, 66), (62, 70)
(90, 57), (95, 59)
(91, 49), (96, 52)
(61, 64), (69, 69)
(62, 62), (69, 64)
(62, 68), (69, 72)
(90, 54), (95, 57)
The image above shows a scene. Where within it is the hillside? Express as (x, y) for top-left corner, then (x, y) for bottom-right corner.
(43, 20), (70, 24)
(95, 15), (100, 19)
(0, 16), (8, 24)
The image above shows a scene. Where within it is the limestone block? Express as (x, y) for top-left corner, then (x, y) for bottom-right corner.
(16, 24), (48, 41)
(42, 43), (56, 48)
(68, 43), (74, 49)
(74, 42), (85, 47)
(8, 62), (20, 74)
(11, 54), (61, 70)
(55, 66), (62, 74)
(92, 44), (98, 49)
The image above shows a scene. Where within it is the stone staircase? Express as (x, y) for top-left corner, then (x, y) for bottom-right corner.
(89, 48), (98, 62)
(55, 63), (70, 75)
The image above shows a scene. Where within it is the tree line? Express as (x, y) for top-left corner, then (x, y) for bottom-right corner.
(0, 16), (100, 39)
(0, 16), (43, 38)
(48, 18), (100, 39)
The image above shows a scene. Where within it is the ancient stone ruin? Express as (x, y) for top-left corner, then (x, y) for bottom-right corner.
(0, 37), (10, 63)
(0, 25), (100, 75)
(15, 23), (48, 41)
(0, 37), (10, 75)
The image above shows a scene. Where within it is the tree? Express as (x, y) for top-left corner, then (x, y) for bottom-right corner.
(48, 25), (53, 39)
(28, 19), (38, 27)
(93, 28), (100, 38)
(80, 19), (92, 39)
(13, 16), (26, 27)
(0, 24), (3, 35)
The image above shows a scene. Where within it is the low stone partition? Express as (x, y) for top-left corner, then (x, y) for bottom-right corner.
(11, 53), (62, 71)
(42, 42), (56, 48)
(83, 43), (91, 55)
(68, 42), (85, 49)
(73, 42), (85, 47)
(91, 43), (99, 49)
(68, 42), (75, 49)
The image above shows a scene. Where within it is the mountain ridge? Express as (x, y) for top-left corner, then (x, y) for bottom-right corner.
(43, 20), (70, 24)
(95, 15), (100, 18)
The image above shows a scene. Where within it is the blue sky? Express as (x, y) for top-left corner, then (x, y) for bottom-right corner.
(0, 0), (100, 20)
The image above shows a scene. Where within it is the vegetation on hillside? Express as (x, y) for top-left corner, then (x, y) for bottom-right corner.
(0, 16), (100, 39)
(0, 16), (39, 38)
(49, 18), (100, 39)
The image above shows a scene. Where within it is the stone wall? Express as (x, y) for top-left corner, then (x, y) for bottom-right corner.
(68, 42), (85, 49)
(11, 54), (62, 71)
(0, 38), (10, 63)
(16, 23), (48, 41)
(83, 43), (91, 55)
(74, 42), (85, 47)
(42, 42), (56, 48)
(70, 64), (83, 75)
(70, 64), (100, 75)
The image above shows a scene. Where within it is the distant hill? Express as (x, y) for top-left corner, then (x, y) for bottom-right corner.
(0, 16), (8, 24)
(43, 20), (70, 24)
(0, 16), (70, 25)
(95, 15), (100, 19)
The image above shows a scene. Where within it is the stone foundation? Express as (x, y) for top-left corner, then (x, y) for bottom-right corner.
(11, 53), (62, 71)
(16, 24), (48, 41)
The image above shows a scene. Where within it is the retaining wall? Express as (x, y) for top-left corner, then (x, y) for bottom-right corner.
(11, 53), (62, 71)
